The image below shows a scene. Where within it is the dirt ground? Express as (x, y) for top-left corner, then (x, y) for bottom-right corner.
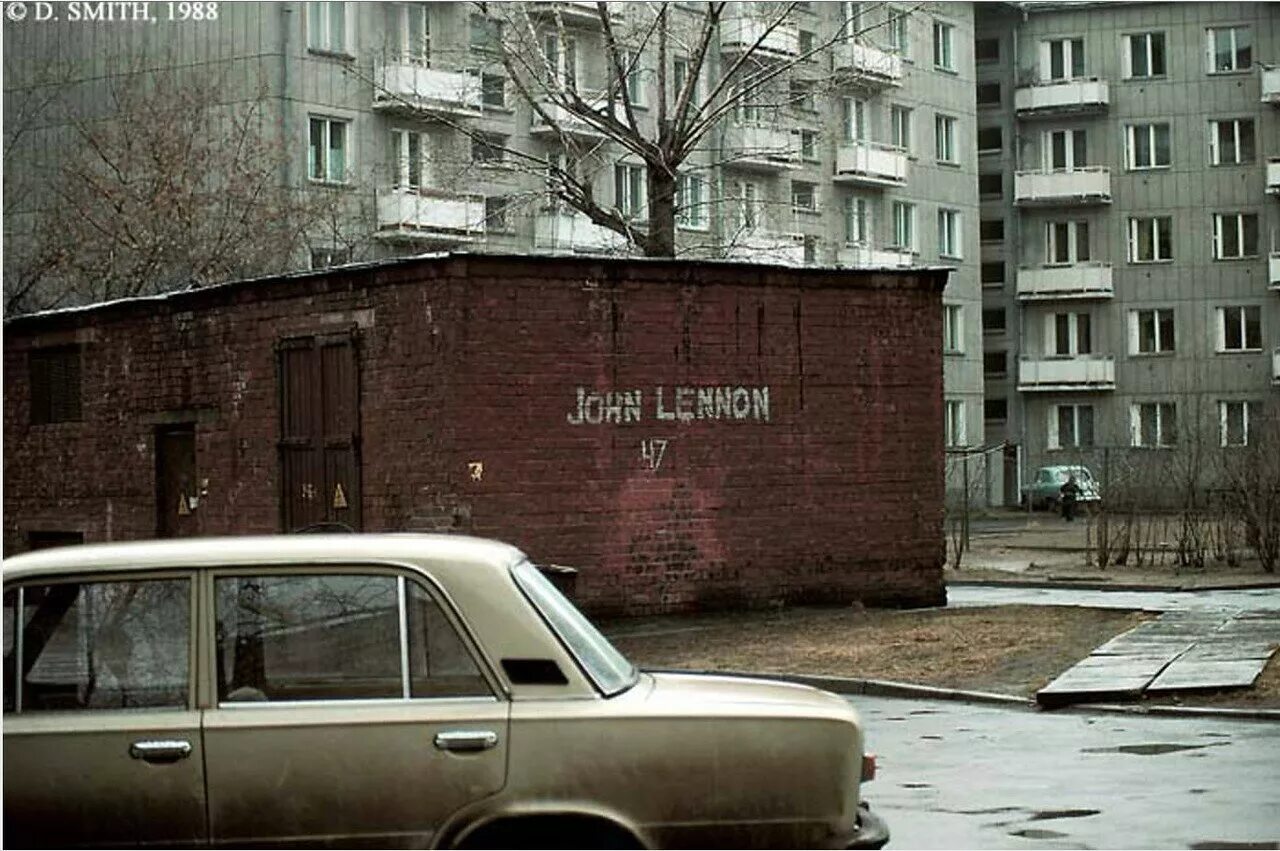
(604, 604), (1280, 709)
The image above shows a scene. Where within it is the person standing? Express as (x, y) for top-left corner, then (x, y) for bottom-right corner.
(1060, 474), (1080, 522)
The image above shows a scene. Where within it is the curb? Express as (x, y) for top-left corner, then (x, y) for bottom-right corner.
(643, 668), (1280, 721)
(947, 578), (1280, 593)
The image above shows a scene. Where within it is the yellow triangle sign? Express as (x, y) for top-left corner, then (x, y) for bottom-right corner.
(177, 493), (191, 516)
(333, 483), (348, 510)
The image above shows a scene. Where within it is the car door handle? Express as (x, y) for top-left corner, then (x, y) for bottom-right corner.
(129, 739), (193, 764)
(434, 730), (499, 752)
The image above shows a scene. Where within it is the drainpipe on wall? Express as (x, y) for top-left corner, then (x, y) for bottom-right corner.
(280, 4), (294, 199)
(1011, 11), (1029, 503)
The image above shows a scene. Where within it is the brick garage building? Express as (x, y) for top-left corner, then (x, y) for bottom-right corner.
(3, 254), (949, 615)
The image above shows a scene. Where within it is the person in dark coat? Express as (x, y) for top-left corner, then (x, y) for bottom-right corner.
(1060, 474), (1080, 522)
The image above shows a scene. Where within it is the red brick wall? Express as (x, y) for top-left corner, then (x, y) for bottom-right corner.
(3, 255), (948, 614)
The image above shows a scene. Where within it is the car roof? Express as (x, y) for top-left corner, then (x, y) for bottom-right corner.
(2, 534), (527, 583)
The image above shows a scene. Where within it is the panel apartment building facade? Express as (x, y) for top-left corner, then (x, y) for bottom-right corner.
(2, 1), (987, 492)
(975, 1), (1280, 499)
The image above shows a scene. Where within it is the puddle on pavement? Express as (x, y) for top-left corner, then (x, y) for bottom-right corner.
(1199, 732), (1231, 738)
(1009, 828), (1069, 839)
(1189, 789), (1209, 795)
(1029, 808), (1101, 821)
(1189, 842), (1279, 850)
(1081, 742), (1229, 756)
(900, 782), (932, 789)
(908, 709), (940, 716)
(920, 734), (944, 740)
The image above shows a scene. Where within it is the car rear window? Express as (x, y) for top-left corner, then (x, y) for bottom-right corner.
(511, 561), (637, 697)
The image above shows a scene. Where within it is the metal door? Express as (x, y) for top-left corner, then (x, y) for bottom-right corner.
(156, 425), (198, 537)
(277, 334), (362, 531)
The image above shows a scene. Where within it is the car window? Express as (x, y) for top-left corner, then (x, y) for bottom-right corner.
(214, 573), (491, 703)
(3, 578), (190, 713)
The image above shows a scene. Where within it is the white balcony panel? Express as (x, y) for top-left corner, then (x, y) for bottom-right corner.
(833, 41), (903, 85)
(374, 64), (482, 117)
(725, 231), (806, 266)
(376, 189), (485, 241)
(1267, 158), (1280, 194)
(1262, 65), (1280, 105)
(720, 14), (799, 58)
(1017, 356), (1116, 392)
(526, 1), (615, 24)
(1271, 252), (1280, 289)
(530, 96), (615, 139)
(1016, 264), (1114, 300)
(833, 142), (908, 187)
(1014, 79), (1109, 117)
(837, 245), (914, 268)
(1015, 168), (1111, 206)
(724, 122), (798, 170)
(534, 210), (629, 253)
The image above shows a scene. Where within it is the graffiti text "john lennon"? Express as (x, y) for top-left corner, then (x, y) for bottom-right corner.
(566, 386), (771, 425)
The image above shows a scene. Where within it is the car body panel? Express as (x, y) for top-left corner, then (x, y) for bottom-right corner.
(1022, 465), (1101, 509)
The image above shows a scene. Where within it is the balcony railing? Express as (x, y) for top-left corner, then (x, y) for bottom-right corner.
(1014, 78), (1109, 117)
(833, 141), (908, 187)
(1014, 168), (1111, 206)
(529, 94), (618, 139)
(723, 122), (798, 170)
(525, 1), (617, 24)
(1270, 252), (1280, 289)
(833, 41), (903, 86)
(720, 13), (799, 58)
(836, 244), (914, 268)
(1016, 264), (1114, 300)
(375, 188), (485, 242)
(1017, 355), (1116, 392)
(373, 63), (483, 117)
(724, 230), (806, 266)
(534, 209), (629, 254)
(1267, 158), (1280, 195)
(1262, 64), (1280, 105)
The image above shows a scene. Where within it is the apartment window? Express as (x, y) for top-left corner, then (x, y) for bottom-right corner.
(889, 105), (911, 152)
(390, 129), (429, 188)
(799, 130), (818, 161)
(1044, 37), (1084, 80)
(943, 305), (963, 353)
(309, 247), (350, 269)
(1128, 216), (1173, 262)
(886, 10), (908, 56)
(392, 2), (429, 64)
(1213, 213), (1259, 259)
(841, 1), (861, 38)
(29, 346), (82, 425)
(1050, 404), (1094, 450)
(935, 114), (957, 163)
(976, 82), (1001, 107)
(1209, 119), (1255, 165)
(484, 196), (509, 232)
(981, 262), (1005, 286)
(985, 398), (1008, 421)
(1046, 221), (1090, 264)
(1217, 306), (1262, 352)
(482, 74), (506, 108)
(980, 219), (1004, 243)
(975, 37), (999, 64)
(1220, 401), (1258, 447)
(734, 181), (764, 231)
(1207, 26), (1251, 73)
(471, 132), (506, 164)
(676, 174), (707, 229)
(1131, 402), (1177, 448)
(892, 201), (915, 251)
(945, 399), (966, 448)
(977, 126), (1001, 155)
(620, 50), (645, 106)
(983, 307), (1007, 335)
(933, 21), (954, 71)
(1125, 32), (1166, 78)
(983, 350), (1006, 376)
(469, 14), (502, 53)
(614, 163), (646, 219)
(978, 172), (1002, 197)
(733, 80), (760, 123)
(791, 180), (818, 213)
(844, 196), (870, 244)
(308, 117), (348, 182)
(1125, 123), (1171, 169)
(672, 57), (702, 105)
(306, 1), (347, 54)
(937, 209), (961, 258)
(544, 33), (578, 91)
(842, 98), (866, 142)
(1049, 312), (1091, 355)
(799, 29), (815, 56)
(790, 79), (816, 113)
(1046, 129), (1087, 171)
(1130, 308), (1175, 355)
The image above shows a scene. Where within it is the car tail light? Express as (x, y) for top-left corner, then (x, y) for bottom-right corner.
(861, 753), (877, 782)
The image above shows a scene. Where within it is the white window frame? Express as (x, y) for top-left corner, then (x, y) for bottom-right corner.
(844, 195), (870, 245)
(545, 32), (579, 91)
(937, 209), (961, 259)
(1041, 37), (1084, 81)
(890, 105), (912, 152)
(676, 174), (708, 230)
(1124, 32), (1165, 79)
(1125, 123), (1171, 170)
(390, 128), (430, 190)
(935, 114), (957, 163)
(887, 8), (909, 57)
(1207, 26), (1251, 73)
(945, 399), (966, 448)
(614, 162), (647, 220)
(942, 304), (963, 354)
(791, 180), (818, 213)
(1129, 308), (1175, 355)
(798, 129), (819, 161)
(932, 21), (954, 71)
(841, 1), (861, 39)
(1045, 129), (1087, 171)
(620, 50), (645, 107)
(1216, 305), (1262, 352)
(892, 201), (916, 252)
(842, 98), (867, 143)
(734, 180), (764, 232)
(1046, 220), (1090, 265)
(1209, 119), (1255, 165)
(1219, 400), (1256, 447)
(1213, 213), (1259, 260)
(307, 1), (349, 54)
(393, 3), (430, 65)
(1127, 216), (1173, 263)
(1048, 404), (1094, 450)
(308, 116), (349, 183)
(1130, 402), (1177, 448)
(1047, 311), (1092, 356)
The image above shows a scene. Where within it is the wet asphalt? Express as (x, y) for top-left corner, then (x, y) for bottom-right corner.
(852, 694), (1280, 850)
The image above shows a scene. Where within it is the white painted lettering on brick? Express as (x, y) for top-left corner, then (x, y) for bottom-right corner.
(568, 385), (770, 425)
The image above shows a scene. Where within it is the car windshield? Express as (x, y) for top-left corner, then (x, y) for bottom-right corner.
(511, 560), (638, 697)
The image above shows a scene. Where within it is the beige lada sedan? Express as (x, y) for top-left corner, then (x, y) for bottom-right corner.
(3, 534), (888, 849)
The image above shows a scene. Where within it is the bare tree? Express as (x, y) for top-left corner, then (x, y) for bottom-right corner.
(1219, 400), (1280, 574)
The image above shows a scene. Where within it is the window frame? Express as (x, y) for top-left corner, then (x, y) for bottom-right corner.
(1130, 402), (1177, 449)
(1207, 26), (1251, 74)
(934, 113), (957, 163)
(1045, 220), (1090, 265)
(1127, 216), (1173, 263)
(1219, 400), (1257, 447)
(1124, 32), (1166, 79)
(889, 105), (912, 152)
(1212, 212), (1259, 260)
(1047, 311), (1092, 356)
(28, 345), (83, 426)
(306, 1), (350, 56)
(1125, 123), (1171, 170)
(932, 20), (954, 71)
(944, 399), (966, 448)
(676, 173), (708, 230)
(1216, 305), (1262, 353)
(614, 162), (647, 221)
(937, 208), (961, 259)
(791, 180), (819, 214)
(891, 200), (916, 252)
(1049, 403), (1095, 451)
(1209, 118), (1255, 165)
(308, 116), (349, 184)
(844, 195), (870, 245)
(1129, 307), (1176, 355)
(942, 304), (963, 354)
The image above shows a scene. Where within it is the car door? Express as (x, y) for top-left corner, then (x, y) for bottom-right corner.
(2, 574), (206, 848)
(202, 567), (508, 847)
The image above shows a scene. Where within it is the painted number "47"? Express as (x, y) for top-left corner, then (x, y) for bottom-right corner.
(640, 438), (668, 472)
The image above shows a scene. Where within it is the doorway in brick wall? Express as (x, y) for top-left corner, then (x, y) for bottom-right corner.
(156, 424), (199, 537)
(277, 333), (362, 532)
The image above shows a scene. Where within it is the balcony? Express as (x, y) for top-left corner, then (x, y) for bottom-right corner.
(534, 209), (629, 254)
(1271, 252), (1280, 289)
(529, 94), (617, 140)
(1014, 78), (1110, 118)
(723, 122), (798, 170)
(373, 63), (483, 118)
(833, 141), (908, 188)
(375, 188), (485, 244)
(1017, 356), (1116, 392)
(1016, 264), (1114, 301)
(724, 230), (806, 266)
(1267, 158), (1280, 195)
(524, 2), (618, 25)
(1014, 168), (1111, 206)
(1262, 64), (1280, 106)
(720, 13), (799, 59)
(833, 41), (903, 87)
(836, 244), (914, 268)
